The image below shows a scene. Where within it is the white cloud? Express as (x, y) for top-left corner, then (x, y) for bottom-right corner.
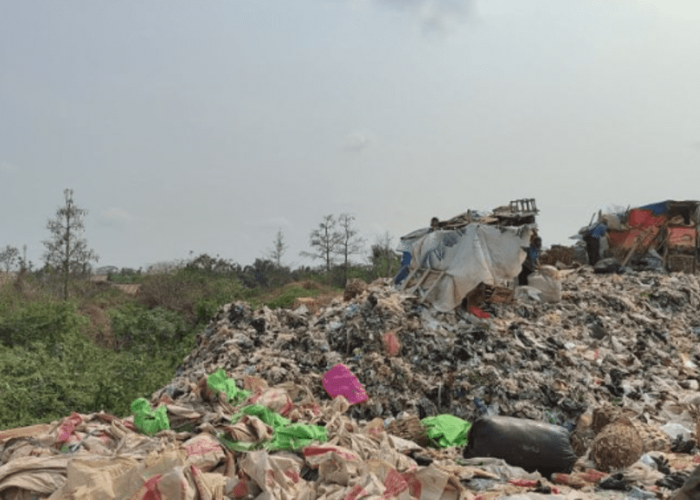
(344, 130), (374, 151)
(0, 161), (18, 173)
(99, 207), (132, 228)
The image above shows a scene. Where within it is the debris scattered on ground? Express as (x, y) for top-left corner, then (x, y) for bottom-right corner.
(3, 265), (700, 499)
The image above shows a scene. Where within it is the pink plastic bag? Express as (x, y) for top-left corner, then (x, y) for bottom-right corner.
(322, 364), (368, 404)
(383, 331), (401, 357)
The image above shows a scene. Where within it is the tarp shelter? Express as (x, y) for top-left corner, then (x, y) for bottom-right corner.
(579, 200), (700, 273)
(397, 222), (534, 312)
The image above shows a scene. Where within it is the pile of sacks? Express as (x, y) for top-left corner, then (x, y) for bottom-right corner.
(2, 267), (700, 499)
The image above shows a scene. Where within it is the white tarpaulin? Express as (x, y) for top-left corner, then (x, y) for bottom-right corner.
(399, 223), (533, 312)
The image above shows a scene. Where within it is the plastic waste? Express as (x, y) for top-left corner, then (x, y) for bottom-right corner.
(473, 398), (500, 417)
(131, 398), (170, 435)
(322, 364), (368, 404)
(661, 423), (692, 441)
(468, 305), (490, 319)
(594, 258), (621, 274)
(527, 266), (562, 303)
(598, 472), (629, 491)
(207, 368), (251, 403)
(656, 472), (689, 490)
(233, 404), (291, 429)
(463, 416), (577, 477)
(267, 423), (327, 451)
(639, 454), (658, 469)
(627, 486), (657, 499)
(420, 414), (471, 448)
(671, 465), (700, 500)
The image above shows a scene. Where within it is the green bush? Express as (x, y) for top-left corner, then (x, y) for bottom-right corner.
(138, 270), (251, 323)
(0, 334), (107, 427)
(0, 292), (197, 430)
(0, 332), (183, 428)
(110, 304), (191, 353)
(0, 300), (82, 348)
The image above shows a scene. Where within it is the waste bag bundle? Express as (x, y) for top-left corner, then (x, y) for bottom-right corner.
(463, 416), (577, 477)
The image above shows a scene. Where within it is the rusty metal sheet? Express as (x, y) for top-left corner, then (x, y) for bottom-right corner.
(628, 208), (666, 229)
(607, 227), (659, 251)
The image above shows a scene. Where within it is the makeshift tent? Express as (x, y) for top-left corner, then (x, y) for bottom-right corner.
(397, 223), (533, 312)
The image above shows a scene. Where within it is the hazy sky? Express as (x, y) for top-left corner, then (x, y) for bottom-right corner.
(2, 1), (700, 270)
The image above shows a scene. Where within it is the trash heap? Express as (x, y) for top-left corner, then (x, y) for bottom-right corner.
(3, 268), (700, 499)
(169, 268), (700, 429)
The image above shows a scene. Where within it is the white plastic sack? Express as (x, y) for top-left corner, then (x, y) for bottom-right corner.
(526, 266), (561, 303)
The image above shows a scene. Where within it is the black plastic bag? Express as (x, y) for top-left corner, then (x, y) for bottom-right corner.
(462, 416), (577, 477)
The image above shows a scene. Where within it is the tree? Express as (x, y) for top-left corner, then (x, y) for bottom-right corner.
(96, 266), (120, 276)
(301, 215), (341, 275)
(370, 232), (399, 278)
(43, 189), (99, 299)
(0, 245), (20, 273)
(185, 253), (240, 275)
(266, 229), (288, 267)
(18, 244), (33, 272)
(336, 214), (365, 286)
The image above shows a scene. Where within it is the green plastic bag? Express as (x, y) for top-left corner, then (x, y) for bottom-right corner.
(233, 404), (291, 429)
(131, 398), (170, 436)
(219, 434), (261, 452)
(267, 423), (328, 451)
(420, 414), (471, 448)
(222, 404), (327, 452)
(207, 368), (251, 403)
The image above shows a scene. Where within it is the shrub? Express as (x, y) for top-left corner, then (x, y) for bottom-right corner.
(138, 269), (251, 323)
(0, 300), (82, 348)
(109, 304), (191, 354)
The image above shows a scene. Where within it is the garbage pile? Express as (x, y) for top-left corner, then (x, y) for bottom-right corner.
(3, 267), (700, 499)
(170, 268), (700, 428)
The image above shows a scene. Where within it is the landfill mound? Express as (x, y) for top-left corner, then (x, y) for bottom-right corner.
(165, 268), (700, 428)
(3, 268), (700, 499)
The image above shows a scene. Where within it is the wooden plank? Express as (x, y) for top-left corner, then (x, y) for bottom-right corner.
(406, 268), (431, 295)
(418, 271), (446, 303)
(399, 267), (420, 291)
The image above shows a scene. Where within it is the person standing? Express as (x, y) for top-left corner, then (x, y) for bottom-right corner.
(519, 236), (542, 286)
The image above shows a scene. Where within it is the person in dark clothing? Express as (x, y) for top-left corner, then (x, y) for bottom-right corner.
(583, 234), (601, 266)
(583, 223), (605, 265)
(518, 236), (542, 286)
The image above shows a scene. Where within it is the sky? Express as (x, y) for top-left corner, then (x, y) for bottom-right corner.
(2, 0), (700, 271)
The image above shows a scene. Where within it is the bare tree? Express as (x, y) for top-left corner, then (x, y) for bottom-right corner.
(0, 245), (20, 273)
(266, 228), (288, 267)
(301, 215), (341, 274)
(43, 189), (99, 299)
(336, 214), (365, 286)
(19, 244), (33, 272)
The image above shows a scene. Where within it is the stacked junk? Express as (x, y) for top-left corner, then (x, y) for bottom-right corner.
(4, 200), (700, 499)
(578, 200), (700, 275)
